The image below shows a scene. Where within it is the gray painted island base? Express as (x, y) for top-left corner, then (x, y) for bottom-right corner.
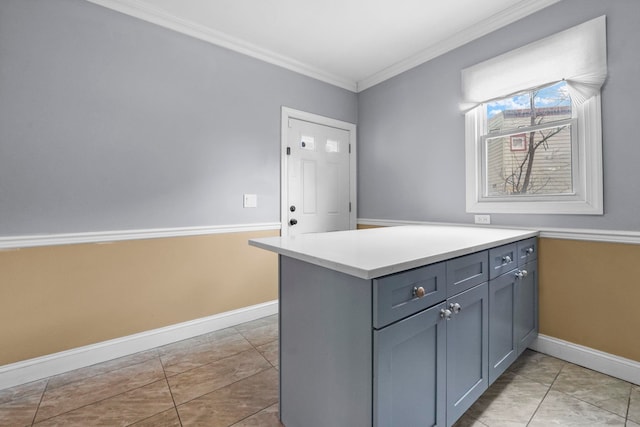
(275, 237), (538, 427)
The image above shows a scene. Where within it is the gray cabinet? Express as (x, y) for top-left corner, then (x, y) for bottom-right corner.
(374, 302), (446, 427)
(488, 270), (517, 384)
(516, 260), (538, 354)
(279, 256), (373, 427)
(446, 251), (488, 296)
(373, 261), (446, 329)
(489, 243), (517, 279)
(278, 237), (537, 427)
(516, 237), (538, 355)
(376, 251), (490, 427)
(488, 237), (539, 385)
(445, 282), (489, 426)
(517, 237), (538, 266)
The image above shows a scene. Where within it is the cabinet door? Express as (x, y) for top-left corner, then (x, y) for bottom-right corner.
(374, 303), (446, 427)
(515, 260), (538, 355)
(488, 271), (517, 384)
(446, 283), (488, 427)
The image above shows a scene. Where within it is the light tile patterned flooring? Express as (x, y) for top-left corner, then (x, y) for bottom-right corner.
(0, 314), (638, 426)
(456, 350), (640, 427)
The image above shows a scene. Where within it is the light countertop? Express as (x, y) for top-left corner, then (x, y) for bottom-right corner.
(249, 225), (538, 279)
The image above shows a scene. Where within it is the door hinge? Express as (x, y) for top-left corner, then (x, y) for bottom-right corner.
(349, 202), (352, 212)
(349, 144), (351, 154)
(286, 146), (291, 155)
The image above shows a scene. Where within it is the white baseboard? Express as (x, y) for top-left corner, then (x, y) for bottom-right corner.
(0, 300), (278, 391)
(530, 334), (640, 385)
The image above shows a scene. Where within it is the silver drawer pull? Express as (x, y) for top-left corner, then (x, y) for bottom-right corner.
(502, 255), (512, 264)
(526, 247), (534, 255)
(449, 302), (462, 314)
(515, 269), (528, 279)
(440, 308), (452, 320)
(412, 286), (425, 299)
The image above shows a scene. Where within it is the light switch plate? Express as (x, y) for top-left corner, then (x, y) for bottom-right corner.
(243, 194), (257, 208)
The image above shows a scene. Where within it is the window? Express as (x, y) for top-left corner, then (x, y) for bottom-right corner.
(484, 81), (575, 198)
(462, 17), (606, 215)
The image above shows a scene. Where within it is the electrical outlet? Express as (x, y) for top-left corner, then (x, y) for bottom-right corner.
(474, 214), (491, 225)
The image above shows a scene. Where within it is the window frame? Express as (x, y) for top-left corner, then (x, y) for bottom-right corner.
(465, 94), (603, 215)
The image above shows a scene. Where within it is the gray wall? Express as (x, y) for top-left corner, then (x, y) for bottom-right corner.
(5, 0), (638, 236)
(358, 0), (640, 231)
(0, 0), (357, 236)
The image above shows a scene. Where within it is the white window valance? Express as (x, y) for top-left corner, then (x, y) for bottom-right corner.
(461, 15), (607, 111)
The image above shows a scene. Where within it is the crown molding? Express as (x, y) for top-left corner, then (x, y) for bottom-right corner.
(357, 0), (562, 91)
(86, 0), (560, 94)
(85, 0), (358, 92)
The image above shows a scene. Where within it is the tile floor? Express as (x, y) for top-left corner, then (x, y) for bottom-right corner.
(455, 350), (640, 427)
(0, 314), (638, 426)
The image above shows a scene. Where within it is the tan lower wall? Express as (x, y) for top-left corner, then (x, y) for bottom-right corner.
(0, 230), (278, 366)
(356, 224), (382, 229)
(539, 238), (640, 362)
(3, 228), (637, 367)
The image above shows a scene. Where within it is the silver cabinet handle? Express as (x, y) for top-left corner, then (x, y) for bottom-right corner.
(449, 302), (462, 314)
(440, 308), (452, 320)
(515, 269), (529, 279)
(412, 286), (425, 299)
(502, 255), (512, 264)
(526, 247), (534, 255)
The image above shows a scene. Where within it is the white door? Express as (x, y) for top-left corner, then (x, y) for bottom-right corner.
(282, 109), (356, 236)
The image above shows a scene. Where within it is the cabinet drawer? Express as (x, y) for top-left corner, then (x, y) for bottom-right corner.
(446, 251), (488, 297)
(489, 243), (518, 279)
(373, 262), (446, 329)
(517, 238), (538, 266)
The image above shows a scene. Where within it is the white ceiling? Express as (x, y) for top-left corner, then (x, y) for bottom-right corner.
(87, 0), (560, 92)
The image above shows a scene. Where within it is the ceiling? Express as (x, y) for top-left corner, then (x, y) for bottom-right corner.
(87, 0), (560, 92)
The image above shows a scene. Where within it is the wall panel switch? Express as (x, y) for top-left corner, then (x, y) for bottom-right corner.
(243, 194), (257, 208)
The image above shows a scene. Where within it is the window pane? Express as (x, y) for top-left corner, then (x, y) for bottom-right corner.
(325, 139), (339, 153)
(486, 81), (571, 134)
(485, 124), (573, 197)
(486, 92), (531, 134)
(300, 135), (315, 151)
(533, 81), (572, 123)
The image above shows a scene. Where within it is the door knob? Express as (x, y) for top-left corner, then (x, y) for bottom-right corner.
(289, 219), (298, 226)
(290, 205), (296, 212)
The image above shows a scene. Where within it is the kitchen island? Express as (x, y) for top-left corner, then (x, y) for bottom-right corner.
(250, 225), (539, 427)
